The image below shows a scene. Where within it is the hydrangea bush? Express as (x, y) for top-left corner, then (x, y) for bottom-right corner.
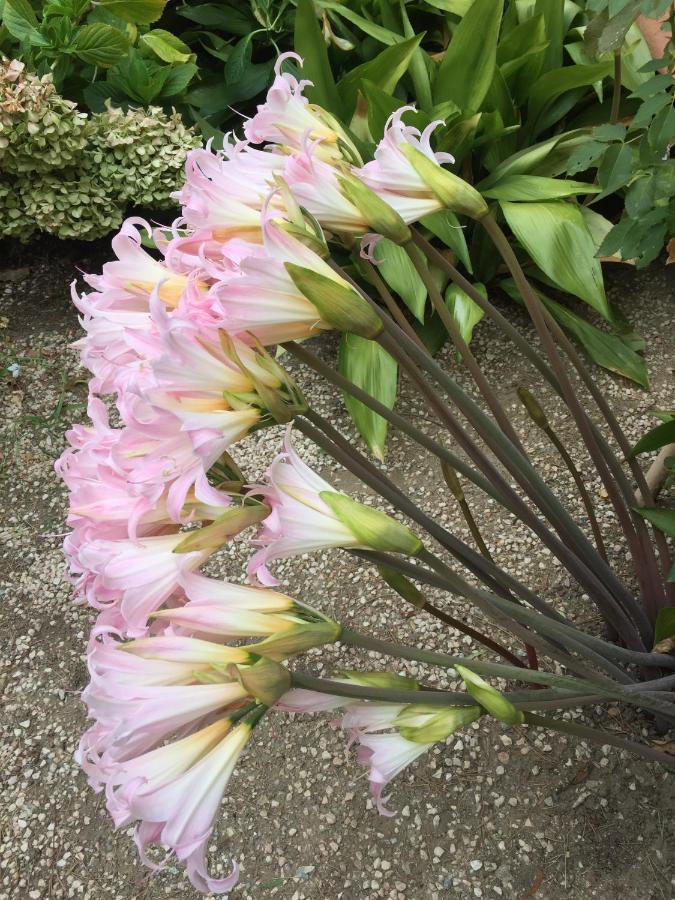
(0, 59), (200, 240)
(58, 53), (674, 895)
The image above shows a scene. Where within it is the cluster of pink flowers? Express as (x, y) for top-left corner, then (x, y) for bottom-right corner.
(58, 54), (464, 893)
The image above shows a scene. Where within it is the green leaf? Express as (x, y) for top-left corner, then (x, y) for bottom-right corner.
(534, 0), (565, 71)
(337, 34), (423, 118)
(434, 0), (504, 111)
(654, 608), (675, 643)
(160, 62), (198, 97)
(483, 175), (598, 200)
(98, 0), (167, 24)
(584, 2), (640, 58)
(372, 239), (427, 322)
(501, 279), (649, 387)
(598, 209), (669, 268)
(527, 61), (614, 137)
(631, 420), (675, 455)
(594, 142), (633, 201)
(319, 1), (404, 45)
(141, 28), (192, 63)
(445, 282), (486, 346)
(634, 507), (675, 538)
(338, 334), (398, 461)
(2, 0), (46, 43)
(479, 129), (589, 186)
(72, 23), (130, 67)
(178, 3), (254, 34)
(421, 209), (473, 273)
(360, 78), (434, 141)
(295, 0), (344, 117)
(500, 200), (610, 317)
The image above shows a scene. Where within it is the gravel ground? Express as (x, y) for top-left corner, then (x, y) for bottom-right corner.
(0, 240), (673, 900)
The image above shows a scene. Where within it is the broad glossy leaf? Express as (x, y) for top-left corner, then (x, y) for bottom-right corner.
(338, 34), (423, 117)
(141, 28), (192, 63)
(160, 62), (198, 97)
(445, 282), (486, 346)
(2, 0), (47, 43)
(319, 1), (404, 45)
(72, 23), (130, 67)
(631, 420), (675, 456)
(295, 0), (344, 116)
(421, 209), (473, 273)
(527, 61), (613, 137)
(483, 175), (598, 200)
(479, 129), (588, 185)
(372, 239), (427, 322)
(635, 507), (675, 538)
(500, 200), (610, 317)
(594, 142), (633, 201)
(178, 3), (254, 34)
(534, 0), (564, 70)
(338, 334), (398, 460)
(501, 279), (648, 386)
(434, 0), (504, 111)
(98, 0), (167, 24)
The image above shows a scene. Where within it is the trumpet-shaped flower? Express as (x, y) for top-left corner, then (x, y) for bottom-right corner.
(358, 108), (456, 222)
(356, 732), (433, 816)
(120, 719), (253, 893)
(175, 143), (284, 243)
(244, 53), (356, 162)
(247, 428), (422, 585)
(72, 531), (210, 634)
(210, 218), (337, 344)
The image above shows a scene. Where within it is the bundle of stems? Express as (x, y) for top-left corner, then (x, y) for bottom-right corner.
(276, 212), (674, 764)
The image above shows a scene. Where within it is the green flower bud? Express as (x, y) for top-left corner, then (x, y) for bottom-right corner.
(397, 704), (482, 743)
(337, 172), (411, 244)
(455, 665), (524, 725)
(320, 491), (423, 556)
(235, 656), (292, 706)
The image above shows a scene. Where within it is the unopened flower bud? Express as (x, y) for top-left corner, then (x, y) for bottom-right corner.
(456, 665), (524, 725)
(321, 491), (423, 556)
(336, 172), (411, 244)
(235, 656), (292, 706)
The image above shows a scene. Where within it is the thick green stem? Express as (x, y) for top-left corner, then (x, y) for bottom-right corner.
(405, 239), (528, 454)
(375, 326), (647, 651)
(480, 212), (662, 634)
(411, 225), (672, 590)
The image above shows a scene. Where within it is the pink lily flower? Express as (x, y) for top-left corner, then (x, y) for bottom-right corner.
(210, 218), (337, 344)
(356, 732), (433, 816)
(175, 142), (284, 243)
(244, 53), (349, 159)
(73, 531), (210, 634)
(120, 720), (253, 894)
(358, 108), (455, 222)
(152, 571), (303, 637)
(247, 428), (421, 585)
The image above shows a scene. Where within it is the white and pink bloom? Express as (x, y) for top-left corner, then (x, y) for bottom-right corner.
(71, 531), (210, 634)
(244, 53), (355, 162)
(247, 428), (421, 585)
(113, 719), (253, 894)
(211, 218), (338, 344)
(358, 108), (455, 221)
